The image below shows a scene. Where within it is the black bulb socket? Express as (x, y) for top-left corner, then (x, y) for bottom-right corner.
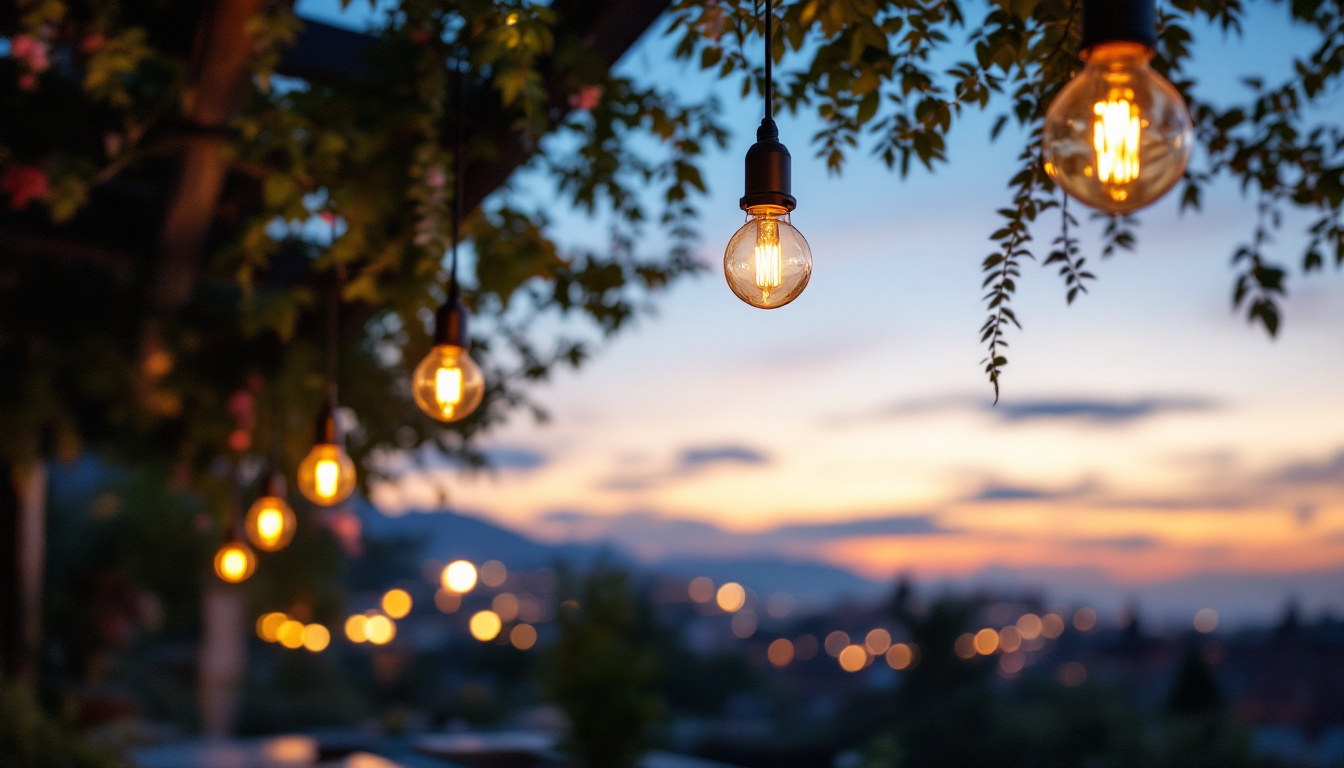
(259, 469), (287, 499)
(740, 118), (796, 212)
(432, 281), (470, 349)
(1080, 0), (1157, 53)
(312, 400), (342, 446)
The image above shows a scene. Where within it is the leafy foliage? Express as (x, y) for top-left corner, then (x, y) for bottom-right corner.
(0, 677), (126, 768)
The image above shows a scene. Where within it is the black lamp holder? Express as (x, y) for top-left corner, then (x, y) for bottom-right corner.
(1080, 0), (1157, 53)
(740, 0), (796, 213)
(434, 55), (471, 350)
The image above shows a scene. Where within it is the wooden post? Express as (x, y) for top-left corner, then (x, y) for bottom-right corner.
(199, 582), (248, 737)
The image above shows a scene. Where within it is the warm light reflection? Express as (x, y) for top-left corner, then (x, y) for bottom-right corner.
(303, 624), (330, 652)
(442, 560), (478, 593)
(886, 643), (913, 670)
(973, 628), (1000, 655)
(688, 576), (715, 603)
(470, 610), (503, 641)
(382, 589), (412, 619)
(510, 623), (537, 650)
(768, 638), (794, 667)
(1016, 613), (1043, 640)
(838, 644), (868, 672)
(365, 615), (395, 645)
(716, 582), (746, 613)
(1194, 608), (1219, 633)
(345, 614), (369, 643)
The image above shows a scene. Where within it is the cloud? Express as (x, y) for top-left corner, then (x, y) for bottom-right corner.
(1271, 450), (1344, 486)
(770, 515), (950, 538)
(601, 443), (771, 491)
(481, 447), (550, 472)
(831, 393), (1219, 428)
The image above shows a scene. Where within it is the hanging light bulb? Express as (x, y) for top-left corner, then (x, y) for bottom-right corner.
(297, 401), (356, 506)
(214, 538), (256, 584)
(412, 284), (485, 422)
(725, 0), (811, 309)
(1042, 0), (1193, 213)
(245, 470), (296, 552)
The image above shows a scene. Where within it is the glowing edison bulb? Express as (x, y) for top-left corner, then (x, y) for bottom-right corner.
(297, 443), (356, 505)
(1043, 42), (1192, 213)
(214, 540), (256, 583)
(244, 496), (296, 552)
(724, 206), (811, 309)
(411, 345), (484, 422)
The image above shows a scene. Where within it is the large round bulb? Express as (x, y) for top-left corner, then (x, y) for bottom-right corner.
(297, 443), (356, 506)
(214, 540), (256, 584)
(244, 495), (296, 552)
(1043, 42), (1193, 214)
(411, 345), (485, 422)
(724, 206), (811, 309)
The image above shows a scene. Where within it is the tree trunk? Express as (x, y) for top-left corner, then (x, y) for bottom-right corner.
(0, 460), (47, 687)
(198, 582), (248, 737)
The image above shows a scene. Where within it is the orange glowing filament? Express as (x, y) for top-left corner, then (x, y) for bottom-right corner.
(1093, 95), (1141, 197)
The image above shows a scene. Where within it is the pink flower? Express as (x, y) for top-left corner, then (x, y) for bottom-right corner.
(568, 85), (604, 112)
(1, 164), (50, 210)
(10, 35), (50, 72)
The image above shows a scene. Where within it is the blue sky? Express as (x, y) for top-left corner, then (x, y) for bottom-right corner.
(299, 0), (1344, 626)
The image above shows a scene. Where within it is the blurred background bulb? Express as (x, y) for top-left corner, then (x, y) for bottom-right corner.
(1043, 42), (1192, 213)
(244, 495), (295, 552)
(412, 344), (484, 422)
(297, 443), (355, 505)
(724, 206), (811, 309)
(214, 540), (256, 583)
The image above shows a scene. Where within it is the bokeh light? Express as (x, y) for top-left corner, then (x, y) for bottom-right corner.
(999, 625), (1022, 653)
(278, 619), (305, 649)
(1073, 607), (1097, 632)
(886, 643), (913, 670)
(999, 651), (1025, 675)
(470, 610), (502, 642)
(510, 623), (537, 650)
(794, 634), (819, 661)
(954, 633), (976, 659)
(1057, 661), (1087, 686)
(257, 612), (288, 643)
(838, 644), (868, 672)
(973, 628), (1000, 655)
(767, 638), (794, 667)
(493, 592), (520, 622)
(442, 560), (478, 593)
(1194, 608), (1219, 633)
(688, 576), (715, 603)
(865, 628), (892, 655)
(1042, 613), (1066, 639)
(716, 582), (746, 613)
(765, 592), (795, 619)
(1016, 613), (1043, 640)
(824, 631), (850, 657)
(302, 624), (330, 652)
(382, 589), (412, 619)
(345, 614), (368, 643)
(480, 560), (508, 588)
(365, 615), (395, 645)
(435, 589), (462, 614)
(731, 612), (757, 639)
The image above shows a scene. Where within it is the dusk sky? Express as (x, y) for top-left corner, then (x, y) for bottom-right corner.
(302, 0), (1344, 625)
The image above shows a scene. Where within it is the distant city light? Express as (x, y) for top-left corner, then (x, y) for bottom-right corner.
(345, 614), (369, 643)
(510, 623), (537, 650)
(470, 610), (503, 642)
(480, 560), (508, 588)
(731, 612), (757, 639)
(257, 612), (288, 643)
(1041, 613), (1065, 639)
(999, 625), (1022, 653)
(493, 593), (520, 622)
(1194, 608), (1219, 634)
(382, 589), (412, 619)
(865, 628), (892, 655)
(1073, 607), (1097, 632)
(824, 631), (850, 658)
(365, 615), (395, 645)
(435, 589), (462, 614)
(716, 582), (746, 613)
(442, 561), (478, 594)
(688, 576), (715, 603)
(794, 634), (819, 661)
(768, 638), (794, 667)
(954, 633), (976, 659)
(303, 624), (330, 652)
(278, 619), (306, 649)
(1016, 613), (1043, 640)
(999, 651), (1025, 675)
(886, 643), (913, 670)
(973, 628), (1000, 655)
(765, 592), (795, 619)
(1057, 661), (1087, 687)
(838, 644), (868, 672)
(517, 594), (545, 623)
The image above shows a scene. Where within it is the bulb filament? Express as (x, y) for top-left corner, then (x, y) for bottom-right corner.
(315, 459), (340, 500)
(257, 509), (283, 544)
(220, 549), (247, 580)
(754, 217), (783, 303)
(1093, 95), (1141, 199)
(435, 365), (463, 414)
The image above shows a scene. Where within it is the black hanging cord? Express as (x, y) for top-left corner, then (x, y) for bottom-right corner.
(326, 216), (342, 407)
(450, 57), (463, 289)
(764, 0), (773, 122)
